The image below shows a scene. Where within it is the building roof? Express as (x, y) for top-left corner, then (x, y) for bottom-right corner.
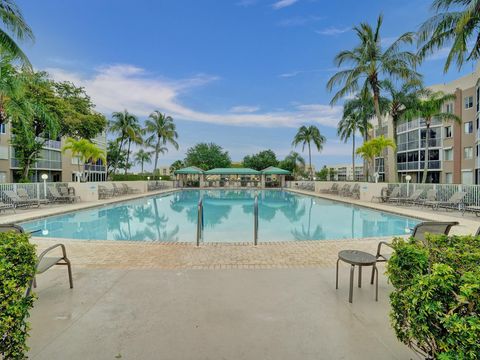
(205, 168), (261, 175)
(261, 166), (291, 175)
(174, 166), (204, 174)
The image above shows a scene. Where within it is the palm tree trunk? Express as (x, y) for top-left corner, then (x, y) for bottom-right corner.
(363, 133), (368, 181)
(141, 161), (144, 175)
(392, 118), (398, 183)
(422, 122), (430, 184)
(154, 138), (160, 180)
(112, 136), (125, 176)
(373, 91), (382, 128)
(125, 140), (131, 175)
(308, 142), (312, 180)
(352, 135), (356, 182)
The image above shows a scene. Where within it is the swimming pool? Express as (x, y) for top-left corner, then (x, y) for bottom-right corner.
(21, 189), (419, 243)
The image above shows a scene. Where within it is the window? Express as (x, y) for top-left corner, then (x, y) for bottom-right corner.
(462, 171), (474, 185)
(465, 96), (474, 109)
(444, 126), (452, 138)
(445, 173), (453, 184)
(0, 123), (5, 134)
(444, 148), (453, 161)
(465, 121), (474, 134)
(0, 171), (6, 183)
(464, 146), (473, 159)
(446, 103), (454, 113)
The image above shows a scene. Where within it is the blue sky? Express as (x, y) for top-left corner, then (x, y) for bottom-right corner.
(17, 0), (475, 170)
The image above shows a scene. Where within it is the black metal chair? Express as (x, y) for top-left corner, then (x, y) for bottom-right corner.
(0, 224), (73, 294)
(370, 221), (459, 284)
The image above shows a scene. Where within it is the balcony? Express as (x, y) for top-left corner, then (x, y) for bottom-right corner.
(84, 164), (106, 172)
(420, 138), (442, 148)
(397, 160), (442, 171)
(10, 158), (62, 170)
(36, 137), (61, 150)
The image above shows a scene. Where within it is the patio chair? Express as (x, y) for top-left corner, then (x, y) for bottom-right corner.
(414, 188), (436, 207)
(340, 184), (352, 197)
(17, 187), (49, 206)
(399, 189), (425, 206)
(122, 183), (140, 194)
(424, 191), (467, 212)
(347, 183), (360, 199)
(58, 185), (80, 202)
(371, 221), (459, 283)
(385, 187), (403, 204)
(48, 186), (75, 203)
(0, 201), (15, 213)
(98, 185), (114, 199)
(371, 187), (388, 203)
(0, 224), (73, 294)
(320, 183), (336, 194)
(112, 183), (127, 196)
(2, 190), (39, 208)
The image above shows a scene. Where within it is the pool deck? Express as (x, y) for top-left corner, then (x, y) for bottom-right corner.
(15, 187), (477, 359)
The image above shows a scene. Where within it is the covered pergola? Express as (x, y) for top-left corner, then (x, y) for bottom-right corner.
(174, 166), (204, 187)
(174, 166), (291, 188)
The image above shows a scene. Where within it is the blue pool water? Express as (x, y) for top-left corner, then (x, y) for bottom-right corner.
(21, 190), (419, 242)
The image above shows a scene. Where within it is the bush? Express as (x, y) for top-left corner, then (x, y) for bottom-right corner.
(110, 174), (171, 181)
(387, 234), (480, 359)
(0, 231), (37, 359)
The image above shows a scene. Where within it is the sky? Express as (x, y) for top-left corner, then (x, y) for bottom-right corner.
(17, 0), (476, 171)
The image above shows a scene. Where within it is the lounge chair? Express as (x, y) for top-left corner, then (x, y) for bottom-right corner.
(465, 205), (480, 217)
(386, 187), (403, 204)
(340, 184), (352, 197)
(371, 187), (388, 203)
(112, 183), (127, 196)
(2, 190), (40, 208)
(347, 183), (360, 199)
(415, 188), (436, 207)
(17, 187), (49, 206)
(371, 221), (459, 283)
(58, 185), (80, 202)
(48, 186), (75, 203)
(424, 191), (467, 212)
(0, 224), (73, 295)
(399, 189), (424, 206)
(98, 185), (114, 199)
(122, 183), (140, 194)
(0, 201), (15, 213)
(321, 183), (337, 194)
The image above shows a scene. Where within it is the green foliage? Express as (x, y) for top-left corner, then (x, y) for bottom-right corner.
(111, 174), (171, 181)
(169, 160), (185, 174)
(243, 149), (278, 170)
(292, 125), (326, 179)
(52, 81), (108, 139)
(0, 231), (37, 359)
(106, 140), (127, 177)
(315, 166), (329, 181)
(184, 143), (231, 170)
(278, 151), (305, 175)
(387, 234), (480, 359)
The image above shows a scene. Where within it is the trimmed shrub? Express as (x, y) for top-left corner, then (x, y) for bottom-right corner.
(0, 231), (37, 359)
(387, 234), (480, 359)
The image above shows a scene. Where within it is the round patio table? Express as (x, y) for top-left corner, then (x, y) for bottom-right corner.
(336, 250), (378, 303)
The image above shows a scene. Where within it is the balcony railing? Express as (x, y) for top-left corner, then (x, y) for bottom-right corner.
(10, 158), (62, 170)
(420, 138), (442, 148)
(40, 138), (61, 149)
(398, 160), (442, 171)
(84, 164), (106, 172)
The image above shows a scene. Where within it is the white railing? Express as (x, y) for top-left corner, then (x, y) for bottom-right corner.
(0, 182), (70, 203)
(388, 183), (480, 206)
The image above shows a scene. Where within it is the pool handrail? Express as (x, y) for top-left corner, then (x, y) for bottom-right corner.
(197, 197), (204, 246)
(254, 194), (258, 245)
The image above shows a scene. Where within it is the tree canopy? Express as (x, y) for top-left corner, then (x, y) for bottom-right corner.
(184, 143), (231, 170)
(242, 149), (278, 170)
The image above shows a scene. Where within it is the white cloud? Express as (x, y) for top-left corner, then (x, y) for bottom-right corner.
(229, 105), (260, 113)
(316, 27), (350, 36)
(46, 64), (342, 128)
(272, 0), (299, 10)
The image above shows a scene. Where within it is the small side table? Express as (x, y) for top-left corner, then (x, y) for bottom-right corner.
(336, 250), (378, 303)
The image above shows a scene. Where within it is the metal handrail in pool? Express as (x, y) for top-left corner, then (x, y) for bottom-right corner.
(197, 197), (204, 246)
(254, 195), (258, 245)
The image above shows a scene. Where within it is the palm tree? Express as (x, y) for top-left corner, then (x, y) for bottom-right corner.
(283, 151), (305, 175)
(62, 138), (106, 181)
(0, 0), (34, 66)
(124, 121), (143, 175)
(0, 55), (24, 126)
(337, 111), (368, 181)
(356, 136), (396, 182)
(327, 14), (420, 128)
(292, 125), (326, 180)
(145, 111), (178, 179)
(382, 79), (425, 180)
(418, 0), (480, 72)
(109, 110), (138, 174)
(135, 149), (152, 175)
(402, 91), (460, 183)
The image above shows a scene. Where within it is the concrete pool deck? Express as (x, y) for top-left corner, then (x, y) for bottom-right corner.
(7, 187), (476, 359)
(28, 267), (420, 360)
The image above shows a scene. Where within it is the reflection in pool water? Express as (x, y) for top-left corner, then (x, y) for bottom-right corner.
(21, 189), (419, 242)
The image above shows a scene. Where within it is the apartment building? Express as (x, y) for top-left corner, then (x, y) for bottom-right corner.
(0, 122), (107, 183)
(374, 63), (480, 184)
(327, 164), (364, 181)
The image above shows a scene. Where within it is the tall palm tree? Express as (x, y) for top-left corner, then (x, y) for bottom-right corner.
(337, 111), (368, 181)
(356, 136), (396, 182)
(124, 121), (143, 175)
(283, 151), (305, 175)
(0, 0), (34, 66)
(0, 55), (23, 125)
(109, 110), (140, 175)
(418, 0), (480, 72)
(342, 91), (378, 142)
(292, 125), (326, 180)
(134, 149), (152, 175)
(145, 111), (178, 179)
(327, 14), (420, 128)
(382, 79), (425, 180)
(402, 91), (460, 183)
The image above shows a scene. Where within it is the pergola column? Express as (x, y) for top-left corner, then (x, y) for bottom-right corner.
(261, 174), (266, 188)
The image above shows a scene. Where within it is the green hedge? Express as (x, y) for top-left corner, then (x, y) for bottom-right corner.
(387, 234), (480, 359)
(0, 231), (37, 359)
